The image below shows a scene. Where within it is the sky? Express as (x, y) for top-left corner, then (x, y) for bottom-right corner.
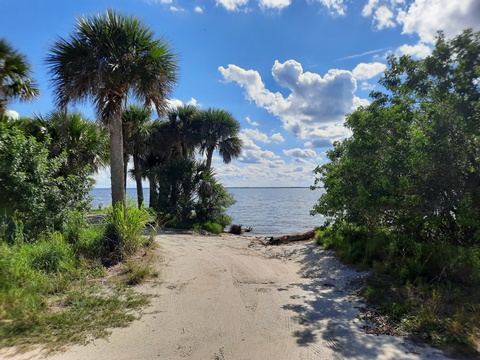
(2, 0), (479, 188)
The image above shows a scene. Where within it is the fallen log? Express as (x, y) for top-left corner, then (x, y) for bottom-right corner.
(266, 230), (316, 245)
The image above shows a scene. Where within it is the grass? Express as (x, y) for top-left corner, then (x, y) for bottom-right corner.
(0, 203), (158, 354)
(315, 226), (480, 357)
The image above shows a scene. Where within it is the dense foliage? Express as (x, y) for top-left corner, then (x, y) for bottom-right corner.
(312, 30), (480, 349)
(46, 9), (179, 208)
(0, 116), (93, 240)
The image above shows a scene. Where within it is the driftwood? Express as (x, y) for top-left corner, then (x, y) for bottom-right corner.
(266, 230), (316, 245)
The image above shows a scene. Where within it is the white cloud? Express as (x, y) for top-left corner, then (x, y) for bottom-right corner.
(243, 128), (270, 143)
(186, 97), (200, 107)
(245, 116), (260, 126)
(283, 148), (317, 158)
(360, 81), (376, 91)
(5, 110), (19, 119)
(166, 97), (200, 110)
(216, 0), (249, 11)
(315, 0), (347, 15)
(194, 6), (203, 13)
(374, 6), (395, 29)
(238, 148), (280, 164)
(219, 60), (359, 143)
(396, 42), (432, 58)
(352, 62), (387, 80)
(170, 6), (185, 12)
(259, 0), (291, 10)
(271, 132), (285, 143)
(362, 0), (480, 43)
(398, 0), (480, 43)
(362, 0), (380, 16)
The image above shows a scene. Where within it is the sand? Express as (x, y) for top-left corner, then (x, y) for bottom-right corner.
(0, 233), (451, 360)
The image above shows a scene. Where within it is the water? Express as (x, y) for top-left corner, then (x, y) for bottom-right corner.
(90, 187), (325, 237)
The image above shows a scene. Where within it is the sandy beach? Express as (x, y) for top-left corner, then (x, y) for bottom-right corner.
(1, 233), (451, 360)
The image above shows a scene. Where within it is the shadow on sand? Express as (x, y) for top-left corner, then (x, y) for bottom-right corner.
(281, 242), (450, 360)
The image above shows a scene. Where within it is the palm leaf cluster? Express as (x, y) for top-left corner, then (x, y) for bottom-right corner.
(0, 39), (39, 114)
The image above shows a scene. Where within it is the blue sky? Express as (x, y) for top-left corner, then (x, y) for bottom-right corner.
(2, 0), (479, 187)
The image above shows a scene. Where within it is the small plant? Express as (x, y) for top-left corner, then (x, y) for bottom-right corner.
(202, 222), (223, 234)
(104, 198), (152, 264)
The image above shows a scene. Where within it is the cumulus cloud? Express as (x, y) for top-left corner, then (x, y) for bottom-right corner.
(243, 128), (270, 143)
(374, 5), (395, 29)
(245, 116), (260, 126)
(283, 148), (317, 158)
(259, 0), (291, 10)
(166, 97), (200, 110)
(352, 62), (387, 80)
(238, 148), (280, 164)
(271, 132), (285, 143)
(315, 0), (347, 15)
(215, 0), (249, 11)
(396, 42), (432, 58)
(194, 6), (203, 13)
(5, 110), (19, 120)
(219, 60), (360, 143)
(362, 0), (480, 43)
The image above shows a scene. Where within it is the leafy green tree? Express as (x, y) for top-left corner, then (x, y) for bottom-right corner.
(194, 108), (242, 170)
(46, 9), (178, 208)
(312, 29), (480, 276)
(122, 104), (153, 208)
(0, 39), (39, 114)
(0, 116), (92, 239)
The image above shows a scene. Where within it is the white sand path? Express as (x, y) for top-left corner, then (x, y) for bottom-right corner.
(1, 233), (451, 360)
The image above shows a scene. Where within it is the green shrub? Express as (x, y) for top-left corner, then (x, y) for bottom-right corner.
(202, 222), (223, 234)
(104, 198), (152, 263)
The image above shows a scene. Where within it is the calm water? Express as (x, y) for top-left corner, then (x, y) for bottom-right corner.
(90, 187), (325, 237)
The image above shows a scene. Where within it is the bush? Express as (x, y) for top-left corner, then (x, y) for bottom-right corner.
(104, 198), (152, 264)
(201, 222), (223, 234)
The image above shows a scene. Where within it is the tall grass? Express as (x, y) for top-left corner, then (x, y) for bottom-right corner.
(0, 205), (156, 351)
(104, 198), (153, 264)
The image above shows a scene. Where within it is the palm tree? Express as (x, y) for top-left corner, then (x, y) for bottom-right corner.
(0, 39), (39, 114)
(122, 104), (153, 208)
(46, 9), (178, 208)
(34, 110), (109, 177)
(165, 104), (200, 158)
(194, 108), (243, 170)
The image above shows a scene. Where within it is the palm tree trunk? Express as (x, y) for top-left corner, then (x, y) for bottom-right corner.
(109, 114), (126, 209)
(148, 174), (157, 208)
(124, 154), (129, 193)
(133, 154), (144, 208)
(206, 147), (214, 170)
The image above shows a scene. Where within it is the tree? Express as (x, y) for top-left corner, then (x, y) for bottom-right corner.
(46, 9), (178, 208)
(0, 39), (39, 114)
(0, 116), (92, 239)
(312, 29), (480, 279)
(194, 108), (243, 170)
(165, 104), (200, 158)
(122, 104), (153, 208)
(32, 111), (109, 177)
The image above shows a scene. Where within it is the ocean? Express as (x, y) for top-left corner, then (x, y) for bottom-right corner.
(90, 187), (325, 237)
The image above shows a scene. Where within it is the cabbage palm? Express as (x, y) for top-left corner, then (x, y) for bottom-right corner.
(0, 39), (39, 114)
(34, 110), (109, 177)
(122, 104), (153, 208)
(46, 9), (178, 207)
(165, 104), (200, 158)
(195, 108), (242, 170)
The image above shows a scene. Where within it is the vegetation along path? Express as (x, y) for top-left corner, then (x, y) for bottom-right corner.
(3, 233), (452, 360)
